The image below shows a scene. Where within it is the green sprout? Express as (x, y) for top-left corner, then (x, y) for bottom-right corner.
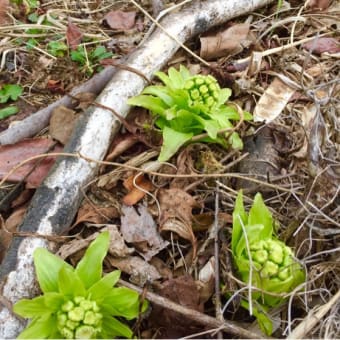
(127, 65), (252, 162)
(0, 84), (23, 120)
(47, 40), (68, 57)
(13, 231), (148, 339)
(71, 45), (113, 75)
(231, 191), (305, 335)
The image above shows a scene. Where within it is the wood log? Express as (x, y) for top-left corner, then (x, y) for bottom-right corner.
(0, 0), (273, 337)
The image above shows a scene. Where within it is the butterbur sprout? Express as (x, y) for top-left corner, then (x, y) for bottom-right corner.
(231, 191), (305, 335)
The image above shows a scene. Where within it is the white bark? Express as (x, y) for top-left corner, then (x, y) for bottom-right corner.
(0, 0), (273, 338)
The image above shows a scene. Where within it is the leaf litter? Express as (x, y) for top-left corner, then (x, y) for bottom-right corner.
(0, 0), (339, 338)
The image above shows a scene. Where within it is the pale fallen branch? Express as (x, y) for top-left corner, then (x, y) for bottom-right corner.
(0, 0), (274, 338)
(287, 289), (340, 339)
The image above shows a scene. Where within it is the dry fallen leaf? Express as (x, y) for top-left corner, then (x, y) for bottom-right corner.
(72, 200), (119, 228)
(121, 204), (169, 261)
(66, 19), (83, 50)
(0, 204), (27, 262)
(200, 23), (251, 60)
(109, 255), (161, 285)
(0, 0), (10, 25)
(49, 106), (80, 145)
(122, 174), (154, 206)
(103, 10), (136, 30)
(159, 188), (198, 258)
(303, 37), (340, 55)
(253, 77), (295, 122)
(149, 275), (203, 338)
(0, 138), (61, 188)
(57, 225), (134, 260)
(306, 0), (330, 10)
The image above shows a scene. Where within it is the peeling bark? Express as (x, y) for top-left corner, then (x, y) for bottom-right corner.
(0, 0), (273, 338)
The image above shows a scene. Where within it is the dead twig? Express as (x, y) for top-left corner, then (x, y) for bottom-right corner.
(118, 279), (270, 339)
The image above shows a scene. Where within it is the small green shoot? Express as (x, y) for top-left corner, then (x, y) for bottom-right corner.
(127, 65), (252, 162)
(13, 231), (148, 339)
(71, 45), (113, 75)
(0, 106), (19, 119)
(47, 41), (68, 57)
(0, 84), (23, 103)
(230, 191), (305, 335)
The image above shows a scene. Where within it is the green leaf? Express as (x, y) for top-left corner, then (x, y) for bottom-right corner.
(142, 86), (175, 107)
(0, 84), (23, 103)
(13, 296), (53, 318)
(158, 126), (193, 162)
(0, 106), (19, 119)
(179, 64), (191, 80)
(228, 132), (243, 150)
(101, 286), (148, 319)
(248, 193), (273, 238)
(34, 248), (73, 293)
(43, 292), (65, 311)
(58, 266), (86, 297)
(168, 67), (184, 89)
(17, 315), (57, 339)
(87, 270), (121, 302)
(75, 231), (110, 289)
(101, 316), (133, 339)
(240, 300), (273, 336)
(231, 190), (248, 254)
(154, 70), (171, 87)
(127, 95), (167, 115)
(218, 88), (232, 105)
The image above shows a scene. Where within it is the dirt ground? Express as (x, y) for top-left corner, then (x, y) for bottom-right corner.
(0, 0), (339, 338)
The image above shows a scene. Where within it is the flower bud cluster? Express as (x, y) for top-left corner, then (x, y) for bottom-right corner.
(57, 296), (102, 339)
(184, 74), (220, 108)
(249, 239), (295, 281)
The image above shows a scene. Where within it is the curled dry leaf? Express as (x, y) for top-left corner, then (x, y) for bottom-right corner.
(49, 105), (80, 145)
(103, 10), (136, 30)
(197, 256), (215, 304)
(0, 138), (61, 188)
(121, 204), (169, 261)
(0, 205), (27, 262)
(159, 188), (198, 258)
(72, 200), (119, 228)
(303, 37), (340, 55)
(109, 255), (161, 286)
(66, 19), (83, 50)
(122, 174), (154, 206)
(200, 23), (251, 60)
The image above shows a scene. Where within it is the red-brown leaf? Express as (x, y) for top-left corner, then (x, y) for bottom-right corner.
(103, 10), (136, 30)
(66, 19), (83, 50)
(0, 138), (61, 188)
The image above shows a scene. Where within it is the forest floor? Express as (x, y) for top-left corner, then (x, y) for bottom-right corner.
(0, 0), (339, 338)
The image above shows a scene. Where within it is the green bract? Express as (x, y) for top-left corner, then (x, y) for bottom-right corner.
(13, 231), (148, 339)
(231, 191), (305, 335)
(127, 65), (252, 162)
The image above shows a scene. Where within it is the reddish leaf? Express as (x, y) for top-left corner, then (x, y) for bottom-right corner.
(0, 0), (10, 25)
(46, 79), (64, 94)
(306, 0), (330, 10)
(103, 10), (136, 30)
(122, 174), (153, 206)
(0, 138), (61, 188)
(66, 19), (83, 50)
(303, 37), (340, 55)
